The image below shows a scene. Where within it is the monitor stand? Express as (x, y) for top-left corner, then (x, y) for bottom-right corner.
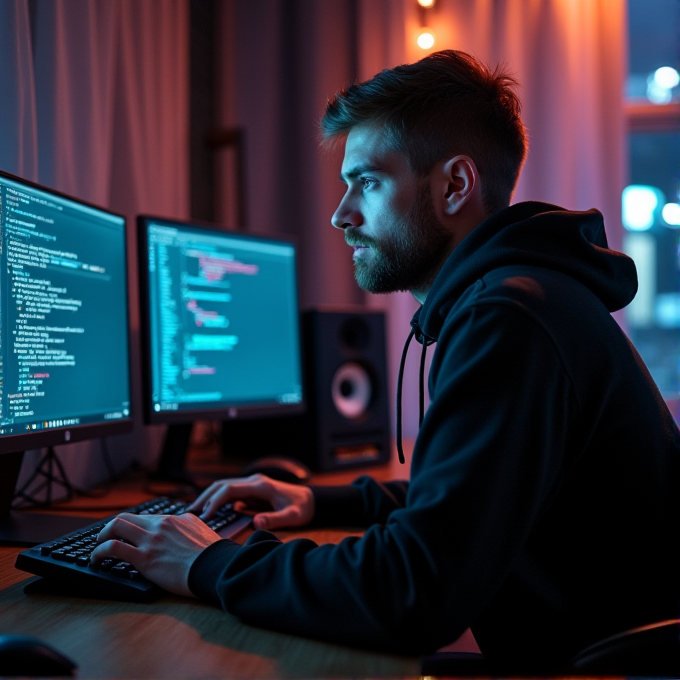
(151, 423), (247, 491)
(150, 423), (200, 488)
(0, 451), (97, 547)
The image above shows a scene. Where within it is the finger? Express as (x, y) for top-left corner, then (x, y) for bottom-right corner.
(90, 538), (140, 565)
(199, 478), (273, 518)
(198, 486), (234, 519)
(188, 481), (227, 512)
(96, 514), (147, 545)
(252, 505), (304, 531)
(189, 477), (250, 514)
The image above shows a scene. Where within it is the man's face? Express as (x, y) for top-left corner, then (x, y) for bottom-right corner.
(331, 124), (451, 297)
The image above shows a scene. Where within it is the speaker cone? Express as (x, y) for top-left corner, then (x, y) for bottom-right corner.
(331, 362), (372, 419)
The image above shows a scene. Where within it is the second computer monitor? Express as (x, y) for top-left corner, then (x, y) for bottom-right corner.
(138, 217), (304, 428)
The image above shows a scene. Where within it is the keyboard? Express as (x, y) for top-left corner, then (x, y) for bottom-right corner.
(15, 496), (251, 602)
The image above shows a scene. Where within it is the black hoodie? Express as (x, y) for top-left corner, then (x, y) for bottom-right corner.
(189, 202), (680, 671)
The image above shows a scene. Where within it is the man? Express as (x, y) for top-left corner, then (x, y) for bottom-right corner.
(93, 50), (680, 671)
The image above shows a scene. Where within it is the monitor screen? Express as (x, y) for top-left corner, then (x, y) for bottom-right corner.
(138, 217), (304, 426)
(0, 171), (132, 450)
(0, 170), (132, 544)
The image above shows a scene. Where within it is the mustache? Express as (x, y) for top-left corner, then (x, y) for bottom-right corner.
(344, 230), (374, 248)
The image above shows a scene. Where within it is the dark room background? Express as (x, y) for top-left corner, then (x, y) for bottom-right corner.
(1, 0), (635, 490)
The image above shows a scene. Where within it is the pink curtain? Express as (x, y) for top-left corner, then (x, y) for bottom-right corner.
(217, 0), (365, 310)
(1, 0), (189, 490)
(0, 0), (38, 178)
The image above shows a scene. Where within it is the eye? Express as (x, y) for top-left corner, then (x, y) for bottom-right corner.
(361, 178), (377, 190)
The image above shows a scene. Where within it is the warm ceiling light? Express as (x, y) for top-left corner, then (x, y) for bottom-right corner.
(417, 0), (435, 7)
(417, 29), (435, 50)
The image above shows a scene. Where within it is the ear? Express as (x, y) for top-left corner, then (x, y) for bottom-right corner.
(439, 155), (479, 216)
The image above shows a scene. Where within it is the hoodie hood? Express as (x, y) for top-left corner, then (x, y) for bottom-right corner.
(415, 201), (637, 342)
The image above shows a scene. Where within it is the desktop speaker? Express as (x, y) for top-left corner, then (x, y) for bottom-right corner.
(222, 308), (392, 472)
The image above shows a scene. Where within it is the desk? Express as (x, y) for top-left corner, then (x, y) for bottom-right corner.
(0, 451), (422, 678)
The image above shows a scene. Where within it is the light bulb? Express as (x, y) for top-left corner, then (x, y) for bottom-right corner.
(417, 0), (435, 7)
(417, 29), (435, 50)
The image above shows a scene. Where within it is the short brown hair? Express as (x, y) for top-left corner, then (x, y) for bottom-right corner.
(321, 50), (529, 214)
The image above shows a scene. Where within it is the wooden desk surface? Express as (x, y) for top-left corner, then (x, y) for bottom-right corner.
(0, 447), (422, 678)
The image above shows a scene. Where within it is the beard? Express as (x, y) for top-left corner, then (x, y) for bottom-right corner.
(347, 182), (452, 295)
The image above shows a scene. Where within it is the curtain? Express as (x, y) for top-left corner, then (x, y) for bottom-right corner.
(0, 0), (38, 178)
(0, 0), (189, 491)
(218, 0), (627, 439)
(217, 0), (365, 310)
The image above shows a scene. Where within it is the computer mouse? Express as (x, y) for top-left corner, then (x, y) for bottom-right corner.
(0, 634), (77, 676)
(242, 455), (312, 484)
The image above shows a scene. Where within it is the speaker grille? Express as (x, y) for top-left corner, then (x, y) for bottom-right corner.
(339, 317), (370, 350)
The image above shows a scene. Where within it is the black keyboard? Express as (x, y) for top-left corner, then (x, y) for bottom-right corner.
(15, 497), (251, 601)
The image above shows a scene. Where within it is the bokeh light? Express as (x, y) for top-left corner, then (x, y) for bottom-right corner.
(622, 185), (663, 231)
(662, 202), (680, 227)
(417, 29), (435, 50)
(654, 66), (680, 89)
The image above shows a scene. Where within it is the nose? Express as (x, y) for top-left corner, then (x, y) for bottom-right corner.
(331, 190), (362, 230)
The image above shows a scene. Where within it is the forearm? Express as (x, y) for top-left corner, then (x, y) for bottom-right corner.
(188, 525), (467, 655)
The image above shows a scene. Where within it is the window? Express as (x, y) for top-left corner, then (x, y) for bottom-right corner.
(623, 0), (680, 397)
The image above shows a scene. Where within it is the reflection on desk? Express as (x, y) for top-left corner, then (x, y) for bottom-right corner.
(0, 454), (422, 678)
(1, 539), (419, 678)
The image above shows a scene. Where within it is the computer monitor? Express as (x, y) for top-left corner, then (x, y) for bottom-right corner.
(0, 170), (133, 545)
(137, 216), (304, 483)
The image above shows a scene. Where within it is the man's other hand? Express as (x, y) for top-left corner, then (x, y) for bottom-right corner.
(188, 474), (315, 531)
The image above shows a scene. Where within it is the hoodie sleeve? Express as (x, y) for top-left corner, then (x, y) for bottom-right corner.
(310, 477), (409, 527)
(188, 302), (575, 656)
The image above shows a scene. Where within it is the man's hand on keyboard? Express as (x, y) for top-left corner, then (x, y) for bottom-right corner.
(189, 474), (315, 531)
(91, 512), (220, 597)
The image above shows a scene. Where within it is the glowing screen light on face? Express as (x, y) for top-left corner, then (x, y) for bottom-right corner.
(622, 185), (664, 231)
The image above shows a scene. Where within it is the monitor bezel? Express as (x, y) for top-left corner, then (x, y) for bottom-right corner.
(0, 169), (135, 455)
(137, 215), (306, 427)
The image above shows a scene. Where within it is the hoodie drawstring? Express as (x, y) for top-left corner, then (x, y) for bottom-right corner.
(419, 336), (428, 428)
(396, 328), (415, 464)
(396, 327), (431, 465)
